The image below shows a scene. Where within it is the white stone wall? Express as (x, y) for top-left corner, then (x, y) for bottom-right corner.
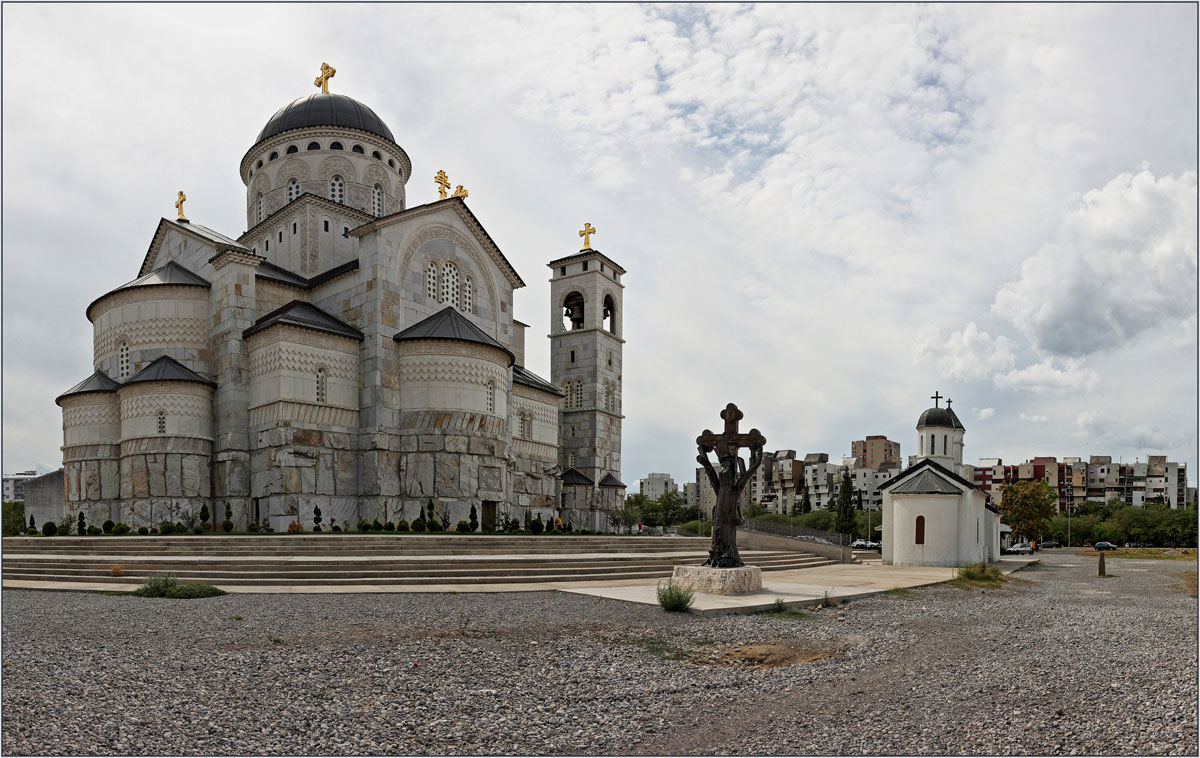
(119, 382), (213, 441)
(61, 393), (121, 448)
(247, 325), (360, 413)
(91, 287), (210, 379)
(883, 490), (990, 567)
(396, 340), (510, 418)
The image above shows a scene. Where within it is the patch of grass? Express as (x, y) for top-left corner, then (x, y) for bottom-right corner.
(656, 581), (695, 612)
(627, 635), (689, 661)
(948, 562), (1006, 590)
(228, 615), (244, 621)
(131, 573), (227, 599)
(885, 587), (913, 597)
(1172, 571), (1197, 597)
(270, 637), (285, 645)
(1018, 560), (1043, 570)
(1076, 548), (1196, 560)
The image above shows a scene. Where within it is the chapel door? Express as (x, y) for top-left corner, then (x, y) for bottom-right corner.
(482, 501), (497, 532)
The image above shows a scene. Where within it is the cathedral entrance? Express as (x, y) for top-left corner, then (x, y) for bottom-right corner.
(482, 501), (498, 532)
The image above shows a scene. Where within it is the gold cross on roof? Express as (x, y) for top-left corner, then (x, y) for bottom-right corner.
(451, 184), (468, 199)
(579, 222), (596, 250)
(434, 170), (450, 200)
(314, 62), (336, 94)
(175, 191), (188, 221)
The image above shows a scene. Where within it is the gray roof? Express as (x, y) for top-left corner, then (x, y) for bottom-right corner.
(255, 93), (395, 145)
(888, 469), (963, 495)
(546, 249), (626, 275)
(804, 453), (829, 464)
(87, 261), (210, 320)
(125, 356), (215, 387)
(244, 300), (364, 340)
(176, 221), (249, 252)
(512, 365), (564, 397)
(598, 473), (626, 488)
(880, 458), (978, 493)
(55, 370), (119, 405)
(561, 468), (594, 486)
(917, 406), (965, 430)
(254, 259), (360, 290)
(393, 307), (514, 365)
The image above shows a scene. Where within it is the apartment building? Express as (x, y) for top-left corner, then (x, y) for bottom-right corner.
(851, 435), (901, 470)
(636, 473), (678, 500)
(972, 455), (1190, 510)
(682, 482), (698, 513)
(2, 470), (39, 502)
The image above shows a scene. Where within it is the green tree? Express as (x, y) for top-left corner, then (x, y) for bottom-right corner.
(744, 501), (767, 519)
(998, 481), (1056, 542)
(609, 495), (644, 533)
(656, 491), (686, 528)
(834, 469), (856, 535)
(796, 509), (835, 532)
(2, 502), (25, 537)
(798, 486), (811, 514)
(469, 504), (479, 533)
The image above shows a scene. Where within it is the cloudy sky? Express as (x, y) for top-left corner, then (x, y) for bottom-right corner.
(2, 4), (1196, 487)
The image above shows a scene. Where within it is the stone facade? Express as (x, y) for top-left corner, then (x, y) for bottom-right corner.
(54, 86), (628, 532)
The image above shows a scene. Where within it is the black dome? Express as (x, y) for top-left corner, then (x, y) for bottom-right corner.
(917, 406), (966, 430)
(256, 93), (395, 144)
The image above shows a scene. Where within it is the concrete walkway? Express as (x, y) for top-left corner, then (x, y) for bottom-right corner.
(2, 557), (1035, 612)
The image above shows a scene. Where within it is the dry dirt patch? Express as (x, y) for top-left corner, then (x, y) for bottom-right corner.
(705, 641), (842, 669)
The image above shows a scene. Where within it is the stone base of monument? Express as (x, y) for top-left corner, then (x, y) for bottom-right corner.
(670, 565), (762, 595)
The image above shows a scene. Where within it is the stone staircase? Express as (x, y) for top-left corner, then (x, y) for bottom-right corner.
(1, 535), (837, 589)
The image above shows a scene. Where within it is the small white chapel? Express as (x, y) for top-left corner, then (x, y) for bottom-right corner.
(879, 393), (1001, 566)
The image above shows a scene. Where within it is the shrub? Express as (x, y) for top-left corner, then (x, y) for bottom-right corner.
(87, 525), (101, 535)
(428, 518), (444, 532)
(313, 525), (322, 532)
(506, 518), (521, 534)
(133, 573), (178, 597)
(199, 504), (210, 526)
(78, 512), (86, 536)
(313, 505), (322, 531)
(457, 520), (472, 533)
(384, 521), (395, 532)
(372, 519), (383, 531)
(160, 522), (176, 535)
(26, 527), (38, 535)
(41, 521), (57, 536)
(29, 515), (36, 530)
(656, 581), (695, 612)
(530, 515), (545, 535)
(222, 519), (234, 533)
(956, 563), (1002, 582)
(224, 502), (233, 524)
(411, 517), (427, 532)
(469, 504), (479, 533)
(149, 527), (159, 535)
(138, 526), (149, 536)
(357, 519), (372, 532)
(110, 566), (124, 577)
(113, 523), (130, 535)
(192, 525), (204, 535)
(286, 520), (304, 534)
(396, 519), (410, 532)
(331, 525), (341, 532)
(164, 582), (227, 599)
(102, 519), (115, 534)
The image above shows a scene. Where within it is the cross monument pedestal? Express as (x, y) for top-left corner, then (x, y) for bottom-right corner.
(670, 564), (762, 595)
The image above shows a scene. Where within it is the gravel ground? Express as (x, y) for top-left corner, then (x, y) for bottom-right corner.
(2, 551), (1196, 756)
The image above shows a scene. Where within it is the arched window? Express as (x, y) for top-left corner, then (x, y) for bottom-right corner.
(118, 342), (130, 378)
(426, 262), (438, 302)
(563, 291), (585, 331)
(307, 141), (320, 151)
(915, 515), (925, 545)
(603, 294), (617, 335)
(486, 380), (495, 414)
(329, 175), (345, 204)
(352, 144), (364, 154)
(372, 184), (382, 216)
(522, 412), (533, 440)
(387, 159), (395, 169)
(329, 141), (343, 151)
(605, 383), (614, 412)
(286, 179), (300, 203)
(263, 237), (269, 252)
(463, 277), (473, 313)
(256, 193), (264, 223)
(286, 145), (298, 154)
(372, 150), (383, 160)
(441, 262), (460, 308)
(919, 435), (924, 456)
(943, 434), (948, 456)
(316, 367), (327, 404)
(255, 159), (263, 169)
(156, 410), (166, 435)
(930, 434), (936, 455)
(269, 151), (278, 161)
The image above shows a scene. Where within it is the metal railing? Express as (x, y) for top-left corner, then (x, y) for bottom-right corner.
(740, 517), (852, 547)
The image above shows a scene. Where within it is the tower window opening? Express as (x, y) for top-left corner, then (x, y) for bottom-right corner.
(560, 266), (566, 276)
(264, 238), (269, 252)
(256, 193), (263, 223)
(426, 262), (438, 302)
(372, 184), (382, 216)
(255, 159), (263, 169)
(292, 221), (297, 234)
(156, 411), (166, 435)
(118, 342), (130, 378)
(486, 380), (495, 414)
(944, 434), (948, 456)
(330, 175), (345, 204)
(372, 150), (383, 160)
(269, 151), (278, 161)
(562, 291), (585, 331)
(441, 262), (460, 307)
(286, 178), (300, 203)
(603, 294), (617, 335)
(286, 145), (298, 154)
(463, 277), (473, 312)
(323, 219), (329, 232)
(316, 367), (327, 404)
(329, 141), (343, 151)
(569, 350), (575, 364)
(352, 144), (364, 154)
(582, 261), (588, 271)
(307, 142), (321, 151)
(278, 230), (283, 243)
(387, 159), (395, 168)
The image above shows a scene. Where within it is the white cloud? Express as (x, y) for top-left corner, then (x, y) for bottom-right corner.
(1019, 413), (1050, 425)
(994, 359), (1099, 395)
(992, 169), (1198, 357)
(913, 322), (1016, 380)
(974, 407), (996, 420)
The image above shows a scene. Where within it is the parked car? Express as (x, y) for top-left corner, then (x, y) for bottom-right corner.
(851, 539), (874, 549)
(1094, 541), (1117, 551)
(1007, 542), (1033, 555)
(1039, 540), (1061, 549)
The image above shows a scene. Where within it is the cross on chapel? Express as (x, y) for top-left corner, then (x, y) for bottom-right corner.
(579, 222), (596, 250)
(697, 403), (765, 458)
(175, 191), (188, 222)
(434, 170), (450, 200)
(931, 390), (942, 408)
(314, 62), (336, 94)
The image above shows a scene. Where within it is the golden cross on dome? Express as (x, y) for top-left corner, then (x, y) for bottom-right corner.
(451, 184), (468, 199)
(314, 62), (336, 94)
(175, 191), (188, 221)
(434, 170), (450, 200)
(579, 222), (596, 250)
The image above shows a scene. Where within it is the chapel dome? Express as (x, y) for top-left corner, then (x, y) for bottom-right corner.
(255, 93), (395, 144)
(917, 406), (966, 430)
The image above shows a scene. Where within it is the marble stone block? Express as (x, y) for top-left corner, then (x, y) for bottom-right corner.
(335, 451), (357, 495)
(165, 455), (182, 495)
(100, 461), (120, 500)
(435, 454), (461, 497)
(445, 435), (468, 453)
(402, 453), (434, 497)
(670, 565), (762, 595)
(479, 465), (502, 492)
(317, 454), (336, 495)
(130, 456), (149, 497)
(147, 455), (166, 497)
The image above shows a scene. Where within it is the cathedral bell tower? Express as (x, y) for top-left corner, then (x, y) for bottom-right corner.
(548, 227), (626, 494)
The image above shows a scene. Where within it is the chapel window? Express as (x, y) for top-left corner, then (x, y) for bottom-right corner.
(372, 184), (382, 216)
(387, 159), (395, 168)
(307, 142), (320, 151)
(156, 411), (166, 435)
(463, 277), (473, 312)
(256, 159), (263, 169)
(372, 150), (383, 160)
(292, 221), (297, 234)
(330, 175), (345, 204)
(286, 179), (300, 203)
(603, 294), (617, 335)
(278, 230), (283, 243)
(264, 238), (269, 252)
(330, 142), (343, 151)
(441, 262), (460, 308)
(323, 219), (329, 232)
(426, 262), (438, 302)
(269, 151), (278, 161)
(256, 193), (264, 223)
(944, 434), (948, 456)
(930, 434), (936, 455)
(316, 368), (327, 404)
(118, 342), (130, 378)
(915, 515), (925, 545)
(352, 145), (364, 154)
(286, 145), (298, 154)
(487, 380), (495, 414)
(522, 412), (533, 440)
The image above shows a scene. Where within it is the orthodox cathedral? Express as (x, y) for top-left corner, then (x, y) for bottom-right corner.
(55, 66), (627, 532)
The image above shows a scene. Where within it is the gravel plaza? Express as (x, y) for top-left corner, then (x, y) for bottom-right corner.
(2, 549), (1196, 756)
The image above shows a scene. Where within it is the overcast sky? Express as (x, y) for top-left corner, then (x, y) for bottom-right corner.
(2, 4), (1196, 488)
